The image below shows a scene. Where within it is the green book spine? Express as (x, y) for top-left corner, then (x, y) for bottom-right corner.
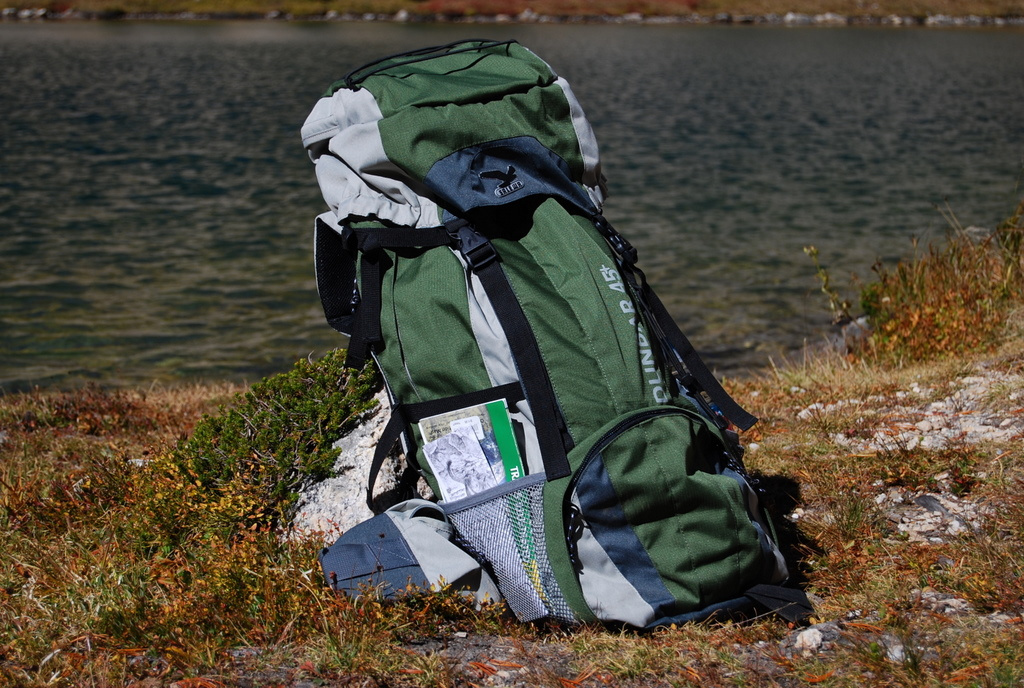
(486, 399), (525, 481)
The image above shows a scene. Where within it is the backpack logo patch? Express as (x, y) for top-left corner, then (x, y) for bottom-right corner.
(480, 166), (525, 197)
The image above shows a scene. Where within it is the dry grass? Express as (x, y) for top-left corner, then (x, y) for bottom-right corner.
(2, 348), (1022, 686)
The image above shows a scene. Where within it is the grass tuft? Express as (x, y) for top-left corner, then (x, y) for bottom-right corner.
(859, 199), (1024, 364)
(169, 349), (380, 528)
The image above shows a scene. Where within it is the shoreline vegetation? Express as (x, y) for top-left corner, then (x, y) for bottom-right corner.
(3, 0), (1024, 24)
(1, 197), (1023, 684)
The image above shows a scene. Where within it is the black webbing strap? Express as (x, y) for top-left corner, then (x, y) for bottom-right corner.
(346, 250), (381, 369)
(744, 584), (815, 625)
(446, 218), (573, 480)
(366, 382), (524, 507)
(314, 224), (452, 369)
(341, 39), (516, 91)
(592, 216), (758, 432)
(643, 285), (758, 431)
(406, 382), (524, 424)
(366, 407), (408, 510)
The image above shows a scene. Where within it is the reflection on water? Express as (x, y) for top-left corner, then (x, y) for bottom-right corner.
(1, 22), (1022, 390)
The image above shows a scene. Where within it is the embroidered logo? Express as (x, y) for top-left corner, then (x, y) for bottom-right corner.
(480, 165), (525, 198)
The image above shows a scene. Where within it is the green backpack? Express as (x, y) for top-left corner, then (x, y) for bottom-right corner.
(302, 39), (811, 627)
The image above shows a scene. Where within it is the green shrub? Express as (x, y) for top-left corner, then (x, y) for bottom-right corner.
(806, 197), (1024, 364)
(170, 350), (380, 524)
(860, 199), (1024, 362)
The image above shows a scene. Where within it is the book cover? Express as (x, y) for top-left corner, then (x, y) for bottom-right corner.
(418, 398), (525, 500)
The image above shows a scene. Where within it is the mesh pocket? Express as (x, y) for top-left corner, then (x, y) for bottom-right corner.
(445, 476), (575, 623)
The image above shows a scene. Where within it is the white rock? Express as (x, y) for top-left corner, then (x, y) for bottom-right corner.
(883, 635), (905, 662)
(291, 390), (419, 542)
(783, 12), (811, 24)
(798, 402), (825, 420)
(793, 628), (823, 655)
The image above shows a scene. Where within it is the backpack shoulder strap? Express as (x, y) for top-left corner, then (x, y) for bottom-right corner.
(445, 217), (573, 480)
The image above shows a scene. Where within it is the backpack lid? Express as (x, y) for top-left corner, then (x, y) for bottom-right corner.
(302, 40), (607, 229)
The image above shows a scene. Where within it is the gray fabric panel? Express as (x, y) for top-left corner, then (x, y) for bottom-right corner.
(303, 89), (441, 229)
(387, 499), (502, 605)
(574, 455), (678, 618)
(456, 252), (543, 475)
(554, 76), (607, 210)
(459, 253), (519, 389)
(570, 493), (655, 627)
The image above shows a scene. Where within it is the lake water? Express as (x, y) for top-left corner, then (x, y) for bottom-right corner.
(1, 21), (1023, 391)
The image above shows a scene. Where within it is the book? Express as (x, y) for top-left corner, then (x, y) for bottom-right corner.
(419, 398), (525, 501)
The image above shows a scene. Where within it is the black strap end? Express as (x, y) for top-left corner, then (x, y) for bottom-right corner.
(745, 584), (815, 625)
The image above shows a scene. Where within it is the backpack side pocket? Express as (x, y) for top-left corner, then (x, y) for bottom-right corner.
(443, 474), (577, 623)
(544, 405), (783, 628)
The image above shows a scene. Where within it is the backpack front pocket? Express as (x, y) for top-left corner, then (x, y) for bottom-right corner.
(548, 405), (778, 627)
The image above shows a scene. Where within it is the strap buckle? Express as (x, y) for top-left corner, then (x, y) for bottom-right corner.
(339, 224), (358, 251)
(450, 221), (498, 271)
(594, 215), (638, 265)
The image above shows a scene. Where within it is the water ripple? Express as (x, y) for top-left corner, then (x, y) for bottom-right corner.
(1, 22), (1022, 389)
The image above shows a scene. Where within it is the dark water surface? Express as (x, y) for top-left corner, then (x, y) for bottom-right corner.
(1, 22), (1023, 390)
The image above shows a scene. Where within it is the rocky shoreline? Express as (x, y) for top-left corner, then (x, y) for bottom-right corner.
(4, 5), (1024, 26)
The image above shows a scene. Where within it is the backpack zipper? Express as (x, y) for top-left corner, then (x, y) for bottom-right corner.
(563, 405), (735, 571)
(565, 406), (707, 497)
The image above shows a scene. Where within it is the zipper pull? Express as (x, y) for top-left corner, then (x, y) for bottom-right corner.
(566, 503), (587, 574)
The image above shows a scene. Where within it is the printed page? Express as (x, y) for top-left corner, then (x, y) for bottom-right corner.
(422, 427), (501, 501)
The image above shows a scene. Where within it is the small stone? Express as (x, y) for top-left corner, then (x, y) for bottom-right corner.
(986, 613), (1015, 624)
(947, 520), (967, 535)
(797, 403), (824, 420)
(793, 628), (823, 655)
(882, 634), (905, 663)
(914, 494), (950, 516)
(917, 589), (972, 615)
